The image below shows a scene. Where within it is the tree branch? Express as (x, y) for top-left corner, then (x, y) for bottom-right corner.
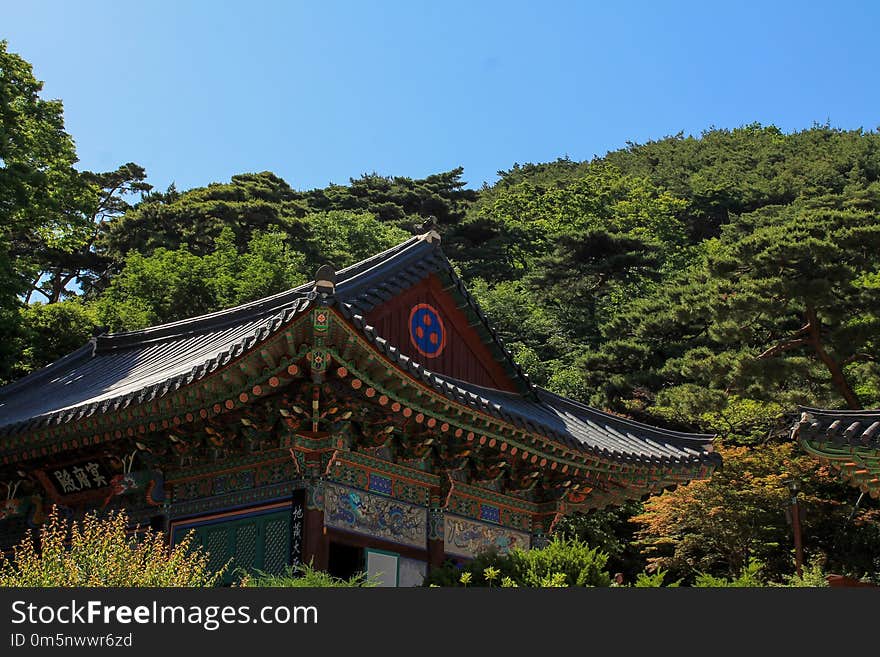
(29, 286), (52, 303)
(804, 305), (862, 410)
(842, 352), (877, 366)
(757, 337), (808, 359)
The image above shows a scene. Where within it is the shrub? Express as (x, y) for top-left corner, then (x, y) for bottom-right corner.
(694, 558), (766, 587)
(240, 563), (375, 587)
(508, 537), (612, 587)
(633, 558), (828, 587)
(633, 569), (680, 587)
(771, 560), (829, 588)
(0, 507), (222, 587)
(423, 549), (515, 587)
(423, 536), (612, 587)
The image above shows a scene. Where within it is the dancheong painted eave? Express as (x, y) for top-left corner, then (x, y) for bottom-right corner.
(0, 232), (719, 477)
(793, 406), (880, 498)
(0, 234), (523, 434)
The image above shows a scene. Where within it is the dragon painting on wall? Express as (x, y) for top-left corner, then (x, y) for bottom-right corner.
(324, 483), (426, 549)
(444, 515), (530, 558)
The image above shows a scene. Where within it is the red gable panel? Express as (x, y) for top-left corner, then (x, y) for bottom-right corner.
(365, 274), (519, 393)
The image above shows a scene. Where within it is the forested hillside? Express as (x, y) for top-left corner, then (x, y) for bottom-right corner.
(3, 41), (878, 583)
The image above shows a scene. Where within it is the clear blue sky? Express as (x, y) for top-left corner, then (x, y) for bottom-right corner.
(4, 1), (879, 193)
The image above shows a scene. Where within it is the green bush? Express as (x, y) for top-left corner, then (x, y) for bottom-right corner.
(424, 537), (612, 587)
(692, 558), (829, 587)
(424, 549), (515, 587)
(694, 559), (766, 587)
(240, 563), (375, 587)
(633, 569), (681, 587)
(0, 507), (222, 587)
(771, 560), (829, 587)
(508, 537), (612, 587)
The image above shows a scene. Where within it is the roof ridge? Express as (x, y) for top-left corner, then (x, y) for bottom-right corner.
(798, 405), (880, 417)
(335, 234), (424, 279)
(91, 234), (427, 350)
(332, 236), (436, 297)
(535, 387), (716, 444)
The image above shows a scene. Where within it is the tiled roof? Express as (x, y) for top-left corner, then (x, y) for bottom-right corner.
(340, 305), (717, 468)
(794, 407), (880, 448)
(0, 235), (428, 434)
(0, 233), (718, 468)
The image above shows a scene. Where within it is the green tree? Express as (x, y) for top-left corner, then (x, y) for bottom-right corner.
(0, 41), (91, 286)
(96, 228), (306, 331)
(97, 172), (307, 262)
(98, 168), (473, 270)
(456, 163), (685, 281)
(28, 163), (151, 304)
(706, 188), (880, 409)
(301, 210), (411, 270)
(304, 168), (476, 233)
(8, 299), (99, 381)
(0, 41), (91, 381)
(0, 43), (149, 383)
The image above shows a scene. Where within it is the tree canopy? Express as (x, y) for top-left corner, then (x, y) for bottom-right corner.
(3, 43), (880, 584)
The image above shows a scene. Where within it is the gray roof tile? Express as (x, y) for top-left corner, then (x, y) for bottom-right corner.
(0, 235), (718, 470)
(795, 406), (880, 449)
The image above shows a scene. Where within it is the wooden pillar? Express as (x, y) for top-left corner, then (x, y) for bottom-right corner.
(302, 479), (328, 570)
(427, 507), (445, 571)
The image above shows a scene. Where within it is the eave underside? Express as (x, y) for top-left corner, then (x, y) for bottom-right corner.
(0, 305), (718, 515)
(795, 407), (880, 498)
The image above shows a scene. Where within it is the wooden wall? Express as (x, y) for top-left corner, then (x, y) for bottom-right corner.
(365, 274), (517, 392)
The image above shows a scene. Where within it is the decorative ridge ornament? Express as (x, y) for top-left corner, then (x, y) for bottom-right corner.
(418, 215), (441, 244)
(313, 264), (337, 295)
(421, 229), (441, 245)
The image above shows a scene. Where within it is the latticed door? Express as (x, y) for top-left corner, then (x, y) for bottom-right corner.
(173, 509), (292, 584)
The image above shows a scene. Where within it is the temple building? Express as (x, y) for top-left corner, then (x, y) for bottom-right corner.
(793, 407), (880, 500)
(0, 232), (719, 585)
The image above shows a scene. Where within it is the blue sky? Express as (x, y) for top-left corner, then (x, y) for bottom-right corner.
(4, 1), (879, 193)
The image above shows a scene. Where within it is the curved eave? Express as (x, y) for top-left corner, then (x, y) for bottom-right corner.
(335, 304), (719, 472)
(0, 232), (543, 438)
(794, 406), (880, 449)
(799, 439), (880, 499)
(794, 406), (880, 498)
(0, 297), (314, 439)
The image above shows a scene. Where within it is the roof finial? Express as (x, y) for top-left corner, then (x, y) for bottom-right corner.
(419, 216), (441, 245)
(314, 264), (337, 295)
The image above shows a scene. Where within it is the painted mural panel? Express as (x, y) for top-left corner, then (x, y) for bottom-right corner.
(444, 514), (530, 558)
(324, 483), (426, 549)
